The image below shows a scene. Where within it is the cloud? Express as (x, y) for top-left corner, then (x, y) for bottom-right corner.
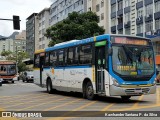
(0, 0), (52, 37)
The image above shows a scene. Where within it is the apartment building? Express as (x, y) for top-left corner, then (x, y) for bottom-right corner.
(26, 13), (38, 60)
(87, 0), (110, 33)
(0, 38), (26, 54)
(37, 8), (50, 50)
(50, 0), (87, 26)
(110, 0), (160, 36)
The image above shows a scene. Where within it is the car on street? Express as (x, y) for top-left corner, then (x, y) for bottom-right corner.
(19, 71), (34, 83)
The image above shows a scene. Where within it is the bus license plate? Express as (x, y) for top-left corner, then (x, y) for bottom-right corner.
(135, 89), (142, 93)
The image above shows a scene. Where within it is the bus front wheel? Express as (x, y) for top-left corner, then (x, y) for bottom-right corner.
(47, 79), (53, 94)
(86, 81), (95, 100)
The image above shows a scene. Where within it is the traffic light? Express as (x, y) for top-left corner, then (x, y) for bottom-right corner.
(13, 15), (20, 30)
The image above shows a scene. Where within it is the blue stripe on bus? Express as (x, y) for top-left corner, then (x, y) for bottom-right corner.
(43, 65), (91, 70)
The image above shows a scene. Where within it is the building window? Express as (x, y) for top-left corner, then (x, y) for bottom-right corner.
(88, 7), (91, 11)
(111, 3), (116, 13)
(118, 29), (123, 34)
(155, 1), (160, 12)
(125, 28), (130, 35)
(101, 13), (104, 20)
(145, 21), (153, 32)
(124, 0), (130, 7)
(101, 0), (104, 8)
(118, 0), (123, 10)
(125, 12), (130, 22)
(96, 4), (100, 12)
(137, 7), (143, 17)
(145, 4), (153, 15)
(111, 18), (116, 26)
(137, 24), (143, 34)
(155, 19), (160, 30)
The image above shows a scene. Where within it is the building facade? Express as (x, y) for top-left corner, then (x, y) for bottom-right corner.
(26, 13), (38, 60)
(110, 0), (160, 36)
(49, 0), (87, 26)
(87, 0), (110, 33)
(37, 8), (50, 50)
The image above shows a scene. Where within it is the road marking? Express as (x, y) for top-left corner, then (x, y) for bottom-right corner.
(132, 95), (144, 108)
(0, 93), (41, 99)
(0, 93), (49, 104)
(100, 103), (115, 111)
(17, 97), (69, 111)
(43, 98), (82, 111)
(4, 94), (58, 109)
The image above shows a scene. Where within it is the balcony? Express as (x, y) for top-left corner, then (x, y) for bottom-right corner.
(124, 21), (130, 28)
(111, 25), (116, 32)
(124, 6), (130, 13)
(136, 1), (143, 9)
(111, 12), (116, 18)
(145, 14), (153, 22)
(154, 11), (160, 20)
(117, 9), (123, 16)
(144, 0), (153, 6)
(117, 23), (123, 30)
(136, 16), (143, 25)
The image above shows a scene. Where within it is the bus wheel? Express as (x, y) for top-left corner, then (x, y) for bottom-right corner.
(121, 96), (131, 101)
(12, 81), (14, 83)
(86, 81), (95, 100)
(47, 79), (53, 94)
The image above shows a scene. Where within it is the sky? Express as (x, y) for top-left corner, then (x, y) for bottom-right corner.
(0, 0), (54, 37)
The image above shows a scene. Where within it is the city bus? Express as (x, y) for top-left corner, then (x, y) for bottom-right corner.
(0, 60), (17, 83)
(34, 34), (156, 100)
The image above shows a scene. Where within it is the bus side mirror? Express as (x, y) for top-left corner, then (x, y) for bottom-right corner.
(108, 48), (113, 55)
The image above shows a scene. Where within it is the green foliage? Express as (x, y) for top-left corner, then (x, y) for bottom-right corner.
(17, 62), (29, 72)
(45, 11), (105, 46)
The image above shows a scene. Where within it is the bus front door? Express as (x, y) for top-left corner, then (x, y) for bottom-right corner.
(95, 46), (105, 93)
(40, 56), (44, 87)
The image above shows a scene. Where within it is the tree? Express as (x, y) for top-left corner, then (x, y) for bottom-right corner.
(45, 11), (105, 46)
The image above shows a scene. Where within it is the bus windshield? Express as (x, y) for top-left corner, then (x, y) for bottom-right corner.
(0, 64), (16, 75)
(112, 45), (154, 76)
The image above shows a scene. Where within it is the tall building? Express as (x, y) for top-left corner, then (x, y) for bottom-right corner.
(49, 0), (87, 26)
(26, 13), (38, 60)
(87, 0), (110, 33)
(110, 0), (160, 36)
(37, 8), (50, 50)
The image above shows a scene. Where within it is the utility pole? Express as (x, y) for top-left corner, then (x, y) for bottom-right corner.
(0, 15), (21, 30)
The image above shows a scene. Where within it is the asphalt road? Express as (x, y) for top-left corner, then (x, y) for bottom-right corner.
(0, 81), (159, 120)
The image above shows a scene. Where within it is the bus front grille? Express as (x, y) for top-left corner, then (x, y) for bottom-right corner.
(125, 88), (150, 95)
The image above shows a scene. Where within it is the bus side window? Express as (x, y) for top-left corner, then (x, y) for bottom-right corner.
(58, 49), (64, 66)
(50, 51), (57, 67)
(73, 46), (79, 65)
(44, 52), (50, 67)
(79, 44), (92, 64)
(68, 47), (74, 65)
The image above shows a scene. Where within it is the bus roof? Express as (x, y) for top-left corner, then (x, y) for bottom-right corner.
(45, 34), (150, 52)
(45, 34), (111, 52)
(34, 49), (45, 54)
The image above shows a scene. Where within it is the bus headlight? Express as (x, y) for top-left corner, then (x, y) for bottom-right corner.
(113, 79), (120, 87)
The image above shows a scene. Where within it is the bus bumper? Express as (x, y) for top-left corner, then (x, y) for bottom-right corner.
(109, 84), (156, 96)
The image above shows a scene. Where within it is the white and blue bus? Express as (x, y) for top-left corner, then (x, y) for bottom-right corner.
(34, 34), (156, 100)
